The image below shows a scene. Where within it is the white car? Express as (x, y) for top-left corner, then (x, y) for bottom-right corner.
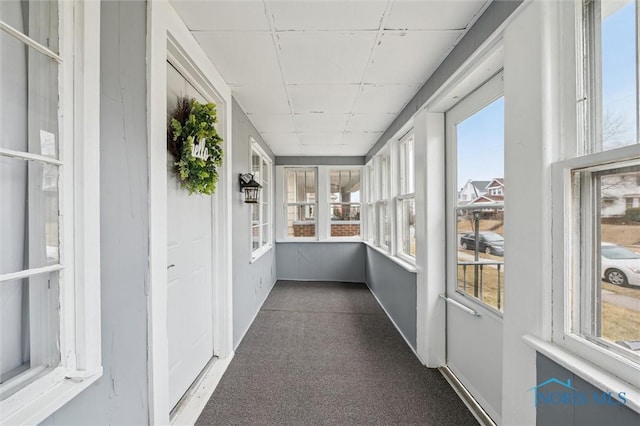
(601, 243), (640, 287)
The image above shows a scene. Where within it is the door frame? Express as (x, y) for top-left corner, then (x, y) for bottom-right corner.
(443, 70), (504, 424)
(147, 1), (233, 424)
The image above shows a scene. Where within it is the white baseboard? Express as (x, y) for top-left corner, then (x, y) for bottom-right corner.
(170, 355), (234, 426)
(439, 366), (496, 426)
(366, 285), (425, 365)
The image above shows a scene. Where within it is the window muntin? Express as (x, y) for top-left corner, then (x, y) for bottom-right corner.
(286, 168), (317, 238)
(250, 144), (272, 257)
(455, 96), (505, 312)
(329, 169), (361, 238)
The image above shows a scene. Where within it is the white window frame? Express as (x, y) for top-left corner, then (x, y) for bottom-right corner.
(0, 1), (102, 424)
(377, 150), (393, 251)
(328, 167), (362, 241)
(365, 161), (377, 244)
(249, 140), (273, 262)
(282, 167), (318, 241)
(396, 133), (416, 263)
(552, 145), (640, 388)
(550, 0), (640, 393)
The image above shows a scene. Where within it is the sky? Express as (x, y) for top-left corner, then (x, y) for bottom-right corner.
(456, 96), (504, 187)
(601, 1), (637, 149)
(456, 0), (637, 187)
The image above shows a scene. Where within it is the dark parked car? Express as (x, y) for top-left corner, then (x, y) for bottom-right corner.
(460, 231), (504, 256)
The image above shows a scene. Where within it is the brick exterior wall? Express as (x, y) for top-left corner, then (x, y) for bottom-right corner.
(330, 223), (361, 237)
(291, 223), (360, 237)
(292, 224), (316, 237)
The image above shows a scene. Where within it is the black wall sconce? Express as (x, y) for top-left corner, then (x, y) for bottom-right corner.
(239, 173), (262, 204)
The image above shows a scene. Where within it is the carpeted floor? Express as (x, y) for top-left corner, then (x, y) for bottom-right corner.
(196, 281), (478, 425)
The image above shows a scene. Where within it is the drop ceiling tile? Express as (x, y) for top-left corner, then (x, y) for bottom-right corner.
(194, 32), (281, 85)
(346, 113), (396, 132)
(266, 140), (302, 156)
(299, 133), (344, 145)
(288, 85), (359, 114)
(299, 144), (346, 156)
(247, 114), (295, 133)
(341, 131), (383, 148)
(385, 0), (488, 30)
(365, 31), (462, 84)
(353, 85), (420, 114)
(171, 1), (270, 31)
(294, 113), (350, 133)
(269, 0), (387, 31)
(260, 132), (299, 147)
(278, 32), (376, 84)
(233, 85), (290, 114)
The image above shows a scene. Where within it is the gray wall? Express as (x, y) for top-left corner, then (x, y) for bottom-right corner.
(536, 353), (640, 426)
(365, 246), (417, 349)
(231, 99), (277, 349)
(43, 1), (150, 424)
(276, 242), (366, 283)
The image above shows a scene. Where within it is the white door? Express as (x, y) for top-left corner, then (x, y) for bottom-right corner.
(445, 72), (504, 423)
(166, 62), (214, 409)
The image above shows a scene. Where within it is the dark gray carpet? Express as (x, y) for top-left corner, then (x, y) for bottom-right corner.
(196, 281), (478, 425)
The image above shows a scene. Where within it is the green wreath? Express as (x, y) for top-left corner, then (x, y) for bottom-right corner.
(168, 97), (224, 195)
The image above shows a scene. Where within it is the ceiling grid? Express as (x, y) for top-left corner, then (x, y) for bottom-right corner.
(176, 0), (491, 156)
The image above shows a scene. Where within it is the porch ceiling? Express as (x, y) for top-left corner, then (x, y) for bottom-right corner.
(171, 0), (490, 156)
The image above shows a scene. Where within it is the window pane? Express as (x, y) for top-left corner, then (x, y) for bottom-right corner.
(330, 204), (360, 221)
(400, 137), (415, 194)
(0, 157), (60, 275)
(381, 202), (391, 248)
(589, 167), (640, 355)
(251, 151), (260, 180)
(455, 97), (505, 311)
(251, 203), (259, 226)
(261, 159), (269, 184)
(251, 226), (260, 250)
(0, 272), (60, 399)
(381, 157), (389, 199)
(287, 205), (315, 238)
(0, 31), (59, 159)
(261, 201), (268, 226)
(600, 0), (638, 151)
(0, 1), (59, 53)
(400, 198), (416, 257)
(261, 224), (269, 247)
(329, 170), (361, 203)
(287, 169), (315, 203)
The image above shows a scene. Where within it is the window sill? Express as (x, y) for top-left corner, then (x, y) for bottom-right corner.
(363, 241), (417, 273)
(250, 244), (273, 263)
(522, 334), (640, 414)
(1, 367), (102, 425)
